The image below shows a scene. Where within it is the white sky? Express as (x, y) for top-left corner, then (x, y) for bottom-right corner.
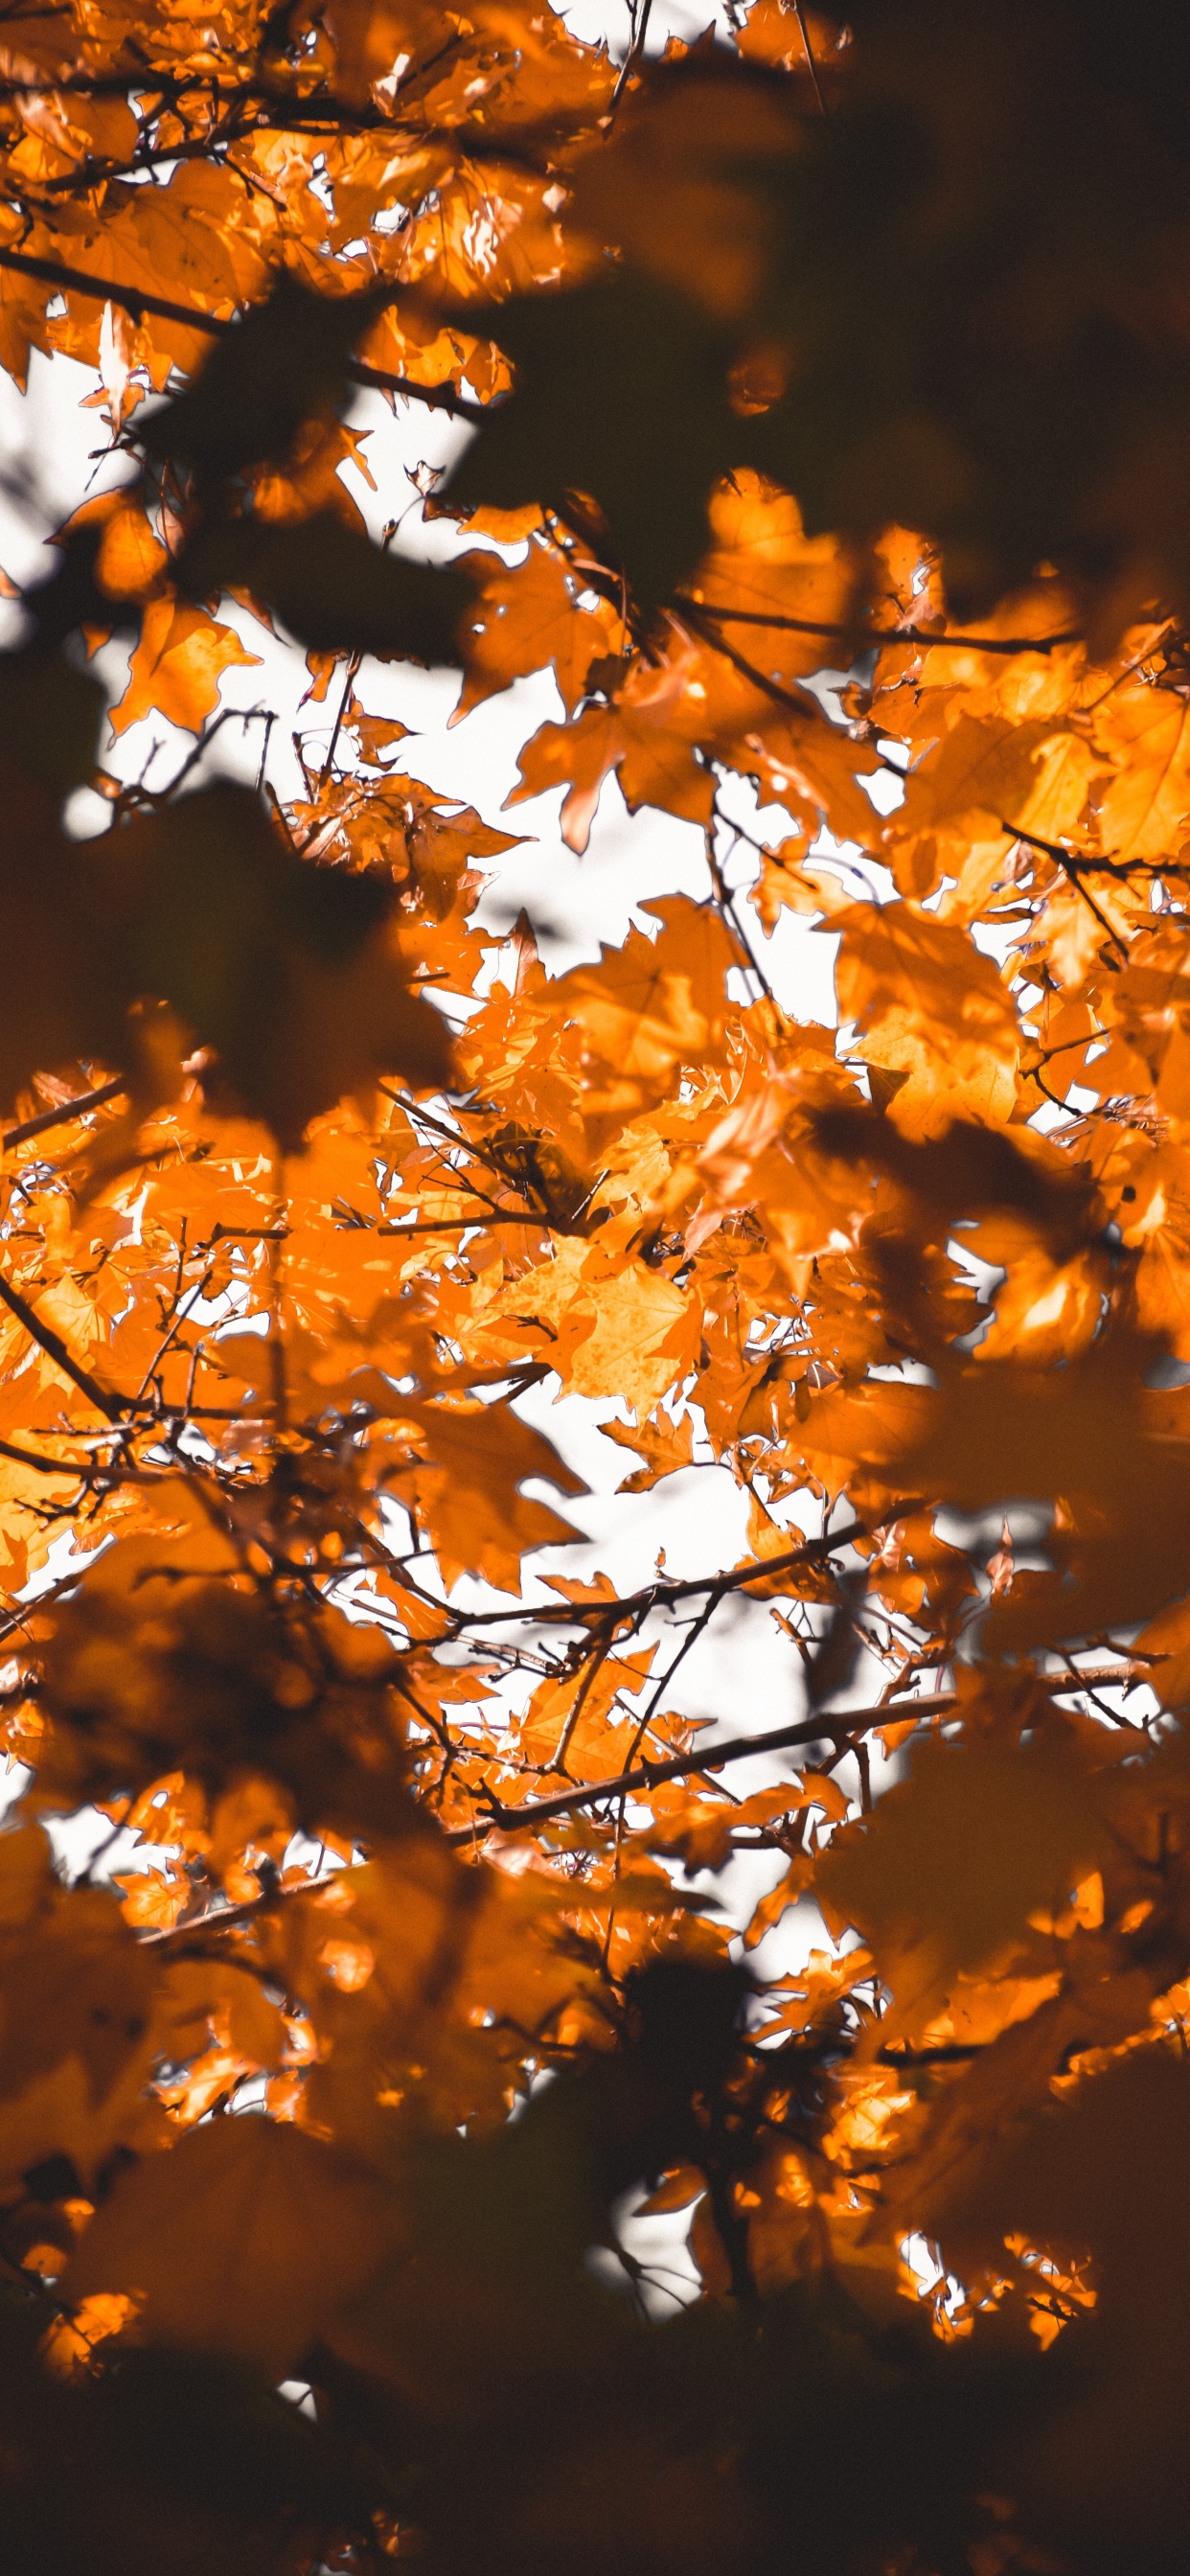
(561, 2), (737, 48)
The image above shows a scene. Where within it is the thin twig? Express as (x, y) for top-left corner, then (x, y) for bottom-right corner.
(375, 1211), (550, 1234)
(1001, 822), (1131, 962)
(1004, 820), (1180, 886)
(675, 596), (820, 719)
(128, 1265), (216, 1411)
(675, 596), (1084, 656)
(707, 808), (778, 1008)
(790, 0), (827, 113)
(408, 1519), (875, 1641)
(1079, 621), (1176, 715)
(610, 0), (655, 109)
(319, 650), (362, 793)
(552, 1628), (619, 1775)
(617, 1591), (721, 1790)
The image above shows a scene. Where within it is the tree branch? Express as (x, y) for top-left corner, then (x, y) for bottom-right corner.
(675, 596), (1085, 656)
(0, 1275), (125, 1424)
(3, 1076), (126, 1150)
(408, 1519), (874, 1641)
(441, 1659), (1151, 1842)
(1004, 819), (1182, 885)
(0, 1434), (90, 1478)
(134, 1650), (1154, 1942)
(0, 244), (488, 421)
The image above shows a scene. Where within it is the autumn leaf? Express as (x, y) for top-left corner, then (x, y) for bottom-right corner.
(442, 278), (747, 616)
(378, 1392), (586, 1591)
(140, 270), (380, 489)
(109, 593), (261, 738)
(678, 470), (860, 687)
(896, 714), (1065, 843)
(454, 534), (626, 719)
(0, 778), (453, 1146)
(37, 1521), (415, 1834)
(549, 897), (737, 1102)
(1090, 678), (1190, 863)
(924, 2050), (1190, 2568)
(180, 511), (471, 663)
(816, 1721), (1117, 2045)
(834, 900), (1021, 1137)
(479, 1233), (698, 1414)
(511, 670), (718, 850)
(61, 2114), (394, 2378)
(602, 1408), (696, 1493)
(0, 646), (105, 790)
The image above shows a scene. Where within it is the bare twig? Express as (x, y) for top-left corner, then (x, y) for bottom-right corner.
(611, 0), (655, 109)
(791, 0), (827, 113)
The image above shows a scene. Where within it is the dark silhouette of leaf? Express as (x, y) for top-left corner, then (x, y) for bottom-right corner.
(443, 281), (745, 616)
(0, 778), (453, 1146)
(179, 510), (470, 661)
(140, 272), (381, 487)
(0, 647), (104, 791)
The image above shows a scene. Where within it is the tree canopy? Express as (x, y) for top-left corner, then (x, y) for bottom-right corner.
(2, 4), (1190, 2570)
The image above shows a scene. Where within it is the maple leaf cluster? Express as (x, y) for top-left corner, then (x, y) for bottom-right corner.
(3, 4), (1190, 2572)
